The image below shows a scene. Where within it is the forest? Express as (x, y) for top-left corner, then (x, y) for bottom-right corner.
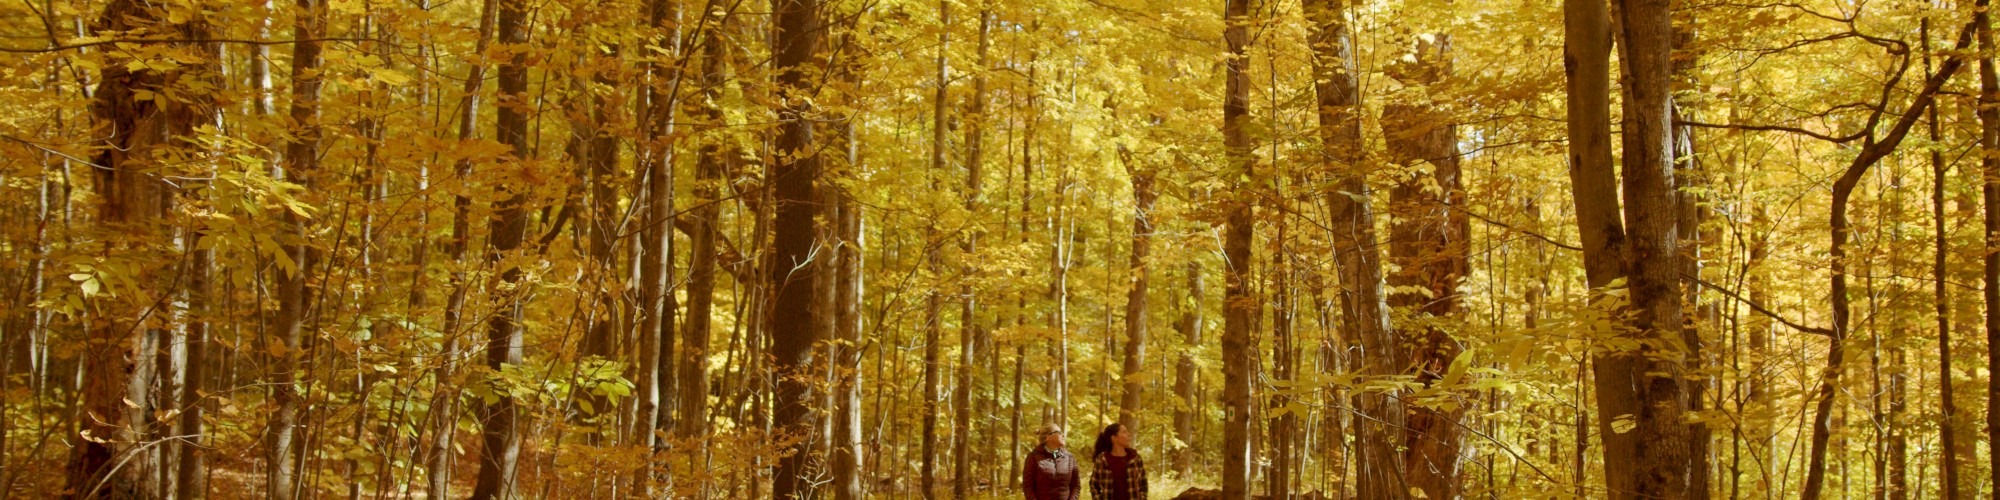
(0, 0), (1996, 496)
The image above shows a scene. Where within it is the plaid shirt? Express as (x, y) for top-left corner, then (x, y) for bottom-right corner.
(1088, 449), (1149, 500)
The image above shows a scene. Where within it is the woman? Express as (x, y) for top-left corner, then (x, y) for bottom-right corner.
(1023, 424), (1080, 500)
(1089, 423), (1149, 500)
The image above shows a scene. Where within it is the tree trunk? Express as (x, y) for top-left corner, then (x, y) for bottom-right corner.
(1979, 1), (2000, 492)
(770, 0), (826, 495)
(1121, 149), (1154, 430)
(468, 0), (534, 490)
(1595, 0), (1699, 496)
(1927, 18), (1962, 498)
(1382, 33), (1468, 500)
(1221, 0), (1257, 497)
(954, 10), (989, 500)
(922, 3), (949, 496)
(645, 0), (685, 451)
(1304, 0), (1401, 497)
(676, 4), (725, 445)
(268, 0), (327, 495)
(429, 0), (496, 496)
(1173, 261), (1203, 476)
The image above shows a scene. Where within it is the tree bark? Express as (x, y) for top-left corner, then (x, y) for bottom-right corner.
(922, 2), (949, 497)
(770, 0), (826, 495)
(1173, 261), (1203, 476)
(268, 0), (328, 495)
(1979, 0), (2000, 492)
(1304, 0), (1401, 497)
(468, 0), (534, 490)
(1221, 0), (1257, 497)
(953, 9), (990, 500)
(1927, 19), (1962, 498)
(1121, 148), (1154, 430)
(1382, 33), (1468, 500)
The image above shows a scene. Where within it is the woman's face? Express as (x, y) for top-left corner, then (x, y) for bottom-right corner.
(1044, 431), (1065, 449)
(1113, 426), (1132, 448)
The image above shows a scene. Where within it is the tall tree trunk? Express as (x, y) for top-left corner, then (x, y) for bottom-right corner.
(770, 0), (826, 495)
(67, 4), (207, 496)
(1927, 19), (1962, 498)
(953, 10), (990, 500)
(832, 174), (866, 500)
(1979, 0), (2000, 491)
(1382, 33), (1468, 500)
(1304, 0), (1401, 497)
(644, 0), (683, 453)
(469, 0), (535, 490)
(269, 0), (328, 495)
(677, 3), (725, 445)
(1173, 261), (1203, 476)
(429, 0), (496, 496)
(922, 2), (949, 496)
(1121, 148), (1154, 429)
(1221, 0), (1257, 497)
(1596, 0), (1699, 496)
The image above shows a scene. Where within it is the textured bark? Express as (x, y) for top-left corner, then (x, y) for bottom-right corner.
(832, 186), (866, 500)
(643, 0), (682, 447)
(468, 0), (533, 490)
(1980, 1), (2000, 492)
(67, 4), (205, 497)
(1172, 261), (1203, 476)
(953, 10), (990, 500)
(1304, 0), (1401, 497)
(921, 3), (948, 496)
(1120, 149), (1154, 430)
(268, 0), (328, 495)
(1927, 19), (1962, 498)
(676, 5), (725, 443)
(1221, 0), (1256, 498)
(1382, 34), (1468, 500)
(428, 0), (495, 496)
(770, 0), (826, 495)
(1591, 0), (1700, 496)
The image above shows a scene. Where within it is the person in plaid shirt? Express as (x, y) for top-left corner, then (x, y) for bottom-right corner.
(1089, 423), (1149, 500)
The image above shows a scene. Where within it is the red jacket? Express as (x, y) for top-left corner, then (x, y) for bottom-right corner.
(1021, 445), (1080, 500)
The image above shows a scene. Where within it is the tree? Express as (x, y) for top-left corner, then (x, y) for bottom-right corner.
(770, 0), (827, 496)
(1220, 0), (1256, 498)
(468, 0), (535, 490)
(1382, 32), (1469, 500)
(1305, 0), (1401, 496)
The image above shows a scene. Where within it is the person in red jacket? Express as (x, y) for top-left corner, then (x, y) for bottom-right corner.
(1022, 424), (1080, 500)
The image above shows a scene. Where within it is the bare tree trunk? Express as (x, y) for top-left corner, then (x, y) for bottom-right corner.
(1979, 2), (2000, 492)
(468, 0), (535, 490)
(1173, 261), (1203, 476)
(1221, 0), (1257, 497)
(267, 0), (327, 495)
(1382, 33), (1467, 500)
(1304, 0), (1400, 497)
(1926, 19), (1963, 498)
(676, 3), (725, 446)
(922, 3), (949, 496)
(1589, 0), (1700, 496)
(1120, 148), (1154, 430)
(770, 0), (826, 495)
(953, 10), (990, 500)
(427, 1), (496, 496)
(832, 175), (866, 500)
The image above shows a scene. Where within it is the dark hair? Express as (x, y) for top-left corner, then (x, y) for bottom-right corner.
(1093, 423), (1126, 459)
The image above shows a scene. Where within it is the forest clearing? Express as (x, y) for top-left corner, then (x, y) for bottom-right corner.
(0, 0), (1994, 497)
